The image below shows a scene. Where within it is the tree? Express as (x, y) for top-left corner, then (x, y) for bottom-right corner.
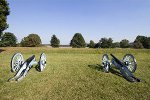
(20, 34), (41, 47)
(107, 38), (113, 47)
(0, 32), (17, 47)
(120, 39), (130, 48)
(94, 42), (101, 48)
(145, 37), (150, 49)
(112, 42), (120, 48)
(0, 0), (10, 38)
(88, 40), (95, 48)
(135, 35), (150, 49)
(133, 40), (143, 49)
(70, 33), (86, 48)
(50, 34), (60, 47)
(100, 38), (113, 48)
(135, 36), (146, 48)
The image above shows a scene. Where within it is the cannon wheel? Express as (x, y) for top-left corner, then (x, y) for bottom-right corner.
(123, 54), (137, 73)
(11, 53), (24, 72)
(102, 54), (109, 62)
(102, 54), (110, 72)
(39, 53), (46, 71)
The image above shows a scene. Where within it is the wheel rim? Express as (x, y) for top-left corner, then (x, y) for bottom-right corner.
(102, 54), (109, 62)
(39, 53), (46, 71)
(123, 54), (136, 73)
(11, 53), (24, 72)
(102, 54), (110, 72)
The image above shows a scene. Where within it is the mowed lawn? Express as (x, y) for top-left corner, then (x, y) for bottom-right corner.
(0, 47), (150, 100)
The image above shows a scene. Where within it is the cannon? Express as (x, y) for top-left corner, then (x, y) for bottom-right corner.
(8, 53), (46, 82)
(102, 54), (140, 82)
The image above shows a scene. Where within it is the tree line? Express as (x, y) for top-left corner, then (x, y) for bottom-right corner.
(0, 32), (149, 49)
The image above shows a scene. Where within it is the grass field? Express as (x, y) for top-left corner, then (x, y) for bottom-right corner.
(0, 47), (150, 100)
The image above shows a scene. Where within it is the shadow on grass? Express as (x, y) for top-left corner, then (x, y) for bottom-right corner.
(109, 68), (122, 77)
(0, 49), (5, 53)
(35, 64), (41, 72)
(88, 64), (122, 78)
(88, 64), (103, 71)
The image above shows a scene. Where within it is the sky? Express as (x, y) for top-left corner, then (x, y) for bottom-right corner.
(5, 0), (150, 44)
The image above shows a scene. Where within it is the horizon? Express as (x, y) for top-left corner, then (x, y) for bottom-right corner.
(5, 0), (150, 45)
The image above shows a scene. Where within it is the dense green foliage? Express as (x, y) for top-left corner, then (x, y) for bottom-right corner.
(94, 42), (101, 48)
(88, 40), (95, 48)
(100, 38), (113, 48)
(120, 39), (130, 48)
(112, 42), (120, 48)
(134, 35), (150, 49)
(93, 36), (149, 49)
(133, 40), (144, 49)
(0, 32), (17, 47)
(20, 34), (41, 47)
(70, 33), (86, 48)
(146, 37), (150, 49)
(0, 47), (150, 99)
(50, 34), (60, 47)
(0, 0), (10, 37)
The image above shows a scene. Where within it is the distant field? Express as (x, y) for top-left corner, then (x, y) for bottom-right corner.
(0, 47), (150, 100)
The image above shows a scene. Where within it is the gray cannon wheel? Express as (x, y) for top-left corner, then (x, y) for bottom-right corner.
(123, 54), (137, 73)
(39, 53), (46, 71)
(102, 54), (110, 72)
(11, 53), (24, 72)
(102, 54), (109, 62)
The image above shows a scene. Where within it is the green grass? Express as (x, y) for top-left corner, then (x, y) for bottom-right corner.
(0, 47), (150, 100)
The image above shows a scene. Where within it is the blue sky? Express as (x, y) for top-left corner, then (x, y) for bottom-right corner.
(6, 0), (150, 44)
